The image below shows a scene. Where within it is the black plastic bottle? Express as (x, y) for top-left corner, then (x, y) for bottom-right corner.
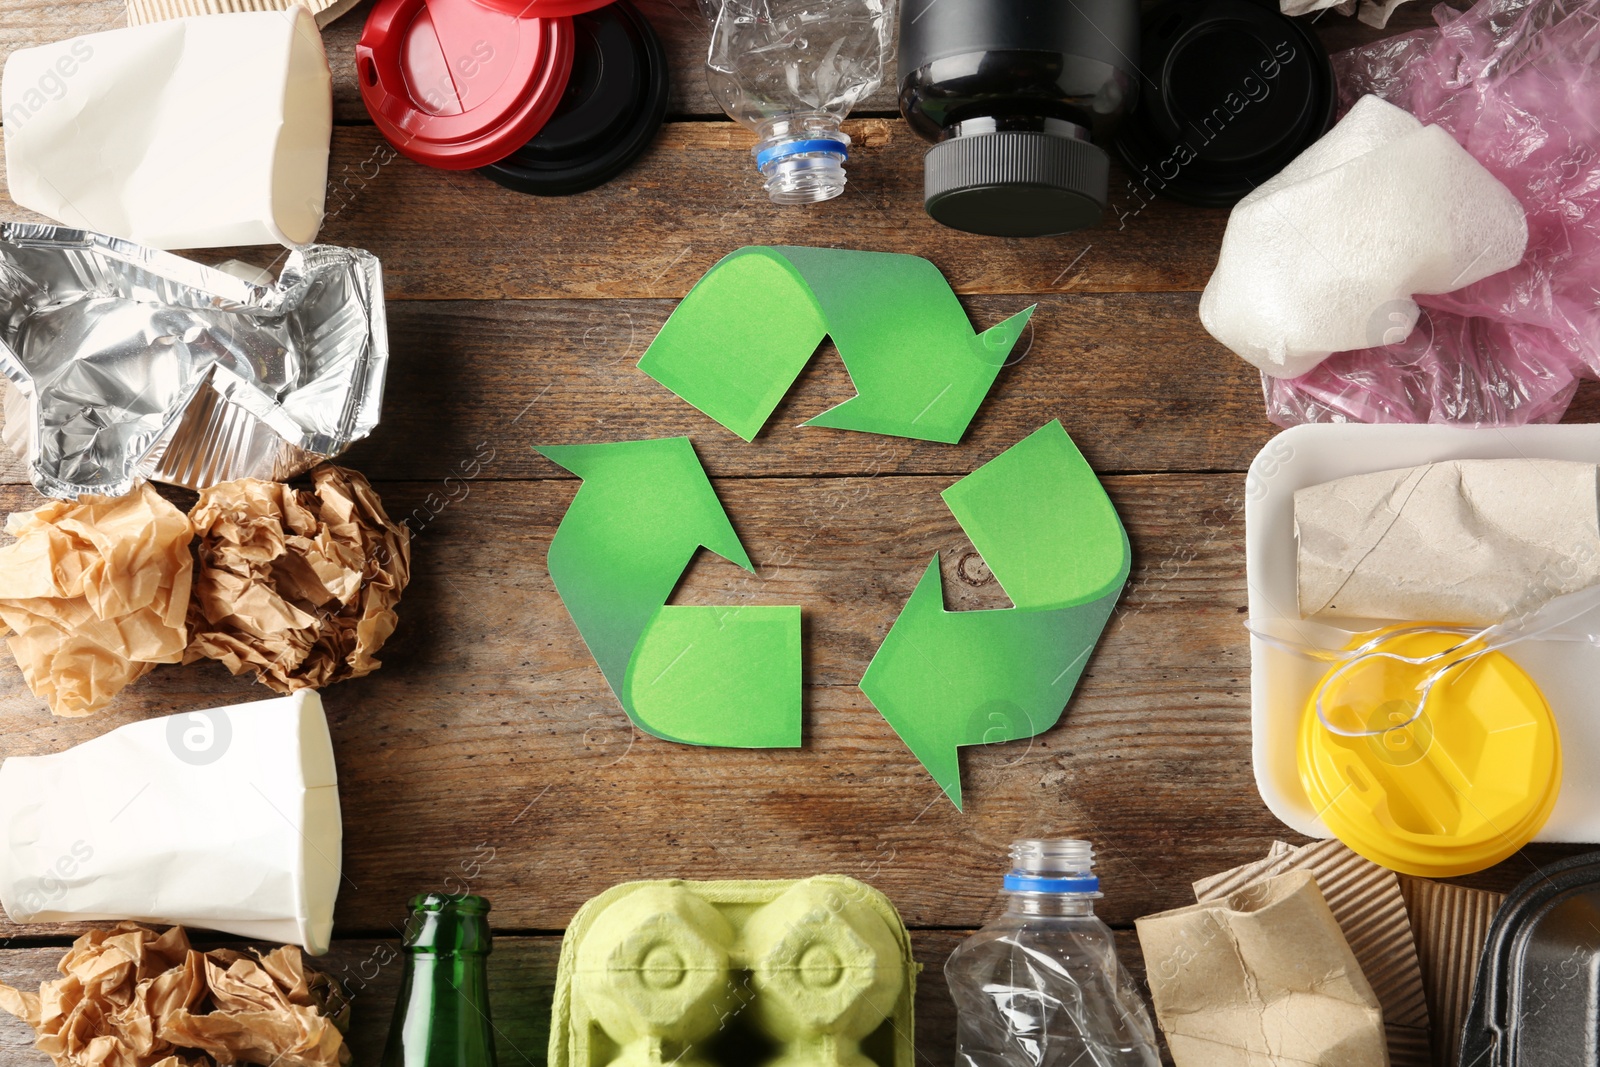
(898, 0), (1140, 238)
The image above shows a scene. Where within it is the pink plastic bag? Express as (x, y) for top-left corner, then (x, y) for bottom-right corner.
(1264, 0), (1600, 426)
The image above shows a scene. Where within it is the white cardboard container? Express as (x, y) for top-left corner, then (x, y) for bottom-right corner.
(1, 8), (332, 249)
(0, 690), (342, 953)
(1246, 423), (1600, 843)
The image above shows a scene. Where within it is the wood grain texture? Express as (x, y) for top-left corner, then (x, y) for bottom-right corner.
(0, 474), (1580, 948)
(0, 122), (1238, 299)
(264, 293), (1269, 481)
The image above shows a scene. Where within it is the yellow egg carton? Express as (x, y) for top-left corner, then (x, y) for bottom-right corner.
(549, 877), (919, 1067)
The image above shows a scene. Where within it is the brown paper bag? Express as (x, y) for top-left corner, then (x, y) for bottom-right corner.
(1137, 870), (1388, 1067)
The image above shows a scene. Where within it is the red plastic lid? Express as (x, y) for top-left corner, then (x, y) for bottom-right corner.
(466, 0), (619, 17)
(357, 0), (576, 170)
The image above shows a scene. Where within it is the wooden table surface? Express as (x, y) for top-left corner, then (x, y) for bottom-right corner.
(0, 1), (1594, 1063)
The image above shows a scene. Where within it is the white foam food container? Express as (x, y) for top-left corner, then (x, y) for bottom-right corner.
(1246, 423), (1600, 843)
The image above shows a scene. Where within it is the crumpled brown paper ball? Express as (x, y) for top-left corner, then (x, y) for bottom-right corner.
(183, 464), (410, 693)
(0, 923), (350, 1067)
(0, 483), (193, 716)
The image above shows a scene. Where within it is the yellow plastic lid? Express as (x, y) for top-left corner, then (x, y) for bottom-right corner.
(1297, 628), (1561, 878)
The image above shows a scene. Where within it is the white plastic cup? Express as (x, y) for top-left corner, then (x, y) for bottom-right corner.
(2, 8), (333, 249)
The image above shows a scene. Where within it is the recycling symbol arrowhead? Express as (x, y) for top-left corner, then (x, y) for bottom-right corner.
(539, 247), (1130, 809)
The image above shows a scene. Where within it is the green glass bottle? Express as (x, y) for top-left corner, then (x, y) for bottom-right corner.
(382, 893), (499, 1067)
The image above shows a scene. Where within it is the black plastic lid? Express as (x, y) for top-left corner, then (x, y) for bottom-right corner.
(1113, 0), (1334, 208)
(478, 0), (668, 196)
(1459, 851), (1600, 1067)
(924, 132), (1109, 238)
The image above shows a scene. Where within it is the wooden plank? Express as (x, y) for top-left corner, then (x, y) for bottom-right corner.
(0, 0), (1454, 125)
(0, 473), (1581, 949)
(0, 471), (1266, 937)
(0, 292), (1252, 486)
(0, 930), (1164, 1066)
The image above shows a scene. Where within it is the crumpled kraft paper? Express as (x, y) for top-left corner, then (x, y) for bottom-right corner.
(0, 483), (192, 716)
(184, 464), (410, 693)
(1295, 459), (1600, 625)
(0, 923), (349, 1067)
(1137, 870), (1388, 1067)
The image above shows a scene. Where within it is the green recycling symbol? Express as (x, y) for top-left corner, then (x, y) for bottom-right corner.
(539, 248), (1130, 809)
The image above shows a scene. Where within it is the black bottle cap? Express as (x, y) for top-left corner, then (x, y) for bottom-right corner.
(478, 0), (668, 197)
(924, 132), (1110, 238)
(1113, 0), (1334, 208)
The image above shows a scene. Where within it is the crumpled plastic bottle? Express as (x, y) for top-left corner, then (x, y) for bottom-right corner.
(946, 840), (1161, 1067)
(706, 0), (894, 204)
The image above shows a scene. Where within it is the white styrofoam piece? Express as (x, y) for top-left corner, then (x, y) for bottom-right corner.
(1247, 423), (1600, 842)
(1201, 96), (1527, 379)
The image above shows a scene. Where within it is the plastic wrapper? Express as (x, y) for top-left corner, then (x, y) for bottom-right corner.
(0, 923), (349, 1067)
(0, 483), (193, 717)
(184, 465), (411, 693)
(0, 224), (388, 499)
(1264, 0), (1600, 427)
(1280, 0), (1415, 29)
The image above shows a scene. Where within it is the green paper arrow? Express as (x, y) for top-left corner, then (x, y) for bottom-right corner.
(859, 421), (1131, 809)
(637, 246), (1035, 444)
(536, 437), (801, 747)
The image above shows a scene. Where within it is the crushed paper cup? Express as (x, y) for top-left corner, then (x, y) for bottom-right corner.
(1137, 869), (1387, 1067)
(1195, 839), (1430, 1066)
(128, 0), (365, 29)
(0, 224), (388, 500)
(0, 691), (342, 955)
(1, 8), (332, 249)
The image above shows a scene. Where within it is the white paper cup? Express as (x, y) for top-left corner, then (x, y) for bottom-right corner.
(0, 690), (342, 954)
(2, 8), (333, 249)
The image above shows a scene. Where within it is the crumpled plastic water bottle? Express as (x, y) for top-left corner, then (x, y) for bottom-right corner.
(946, 840), (1161, 1067)
(706, 0), (893, 204)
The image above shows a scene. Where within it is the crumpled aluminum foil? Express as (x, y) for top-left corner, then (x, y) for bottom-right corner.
(0, 223), (388, 499)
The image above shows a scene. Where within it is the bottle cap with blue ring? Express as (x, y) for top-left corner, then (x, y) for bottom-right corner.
(357, 0), (575, 170)
(479, 0), (669, 196)
(1002, 839), (1102, 896)
(1113, 0), (1335, 208)
(755, 139), (849, 169)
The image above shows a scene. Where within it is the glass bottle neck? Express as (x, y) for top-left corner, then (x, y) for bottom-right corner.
(1005, 891), (1098, 917)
